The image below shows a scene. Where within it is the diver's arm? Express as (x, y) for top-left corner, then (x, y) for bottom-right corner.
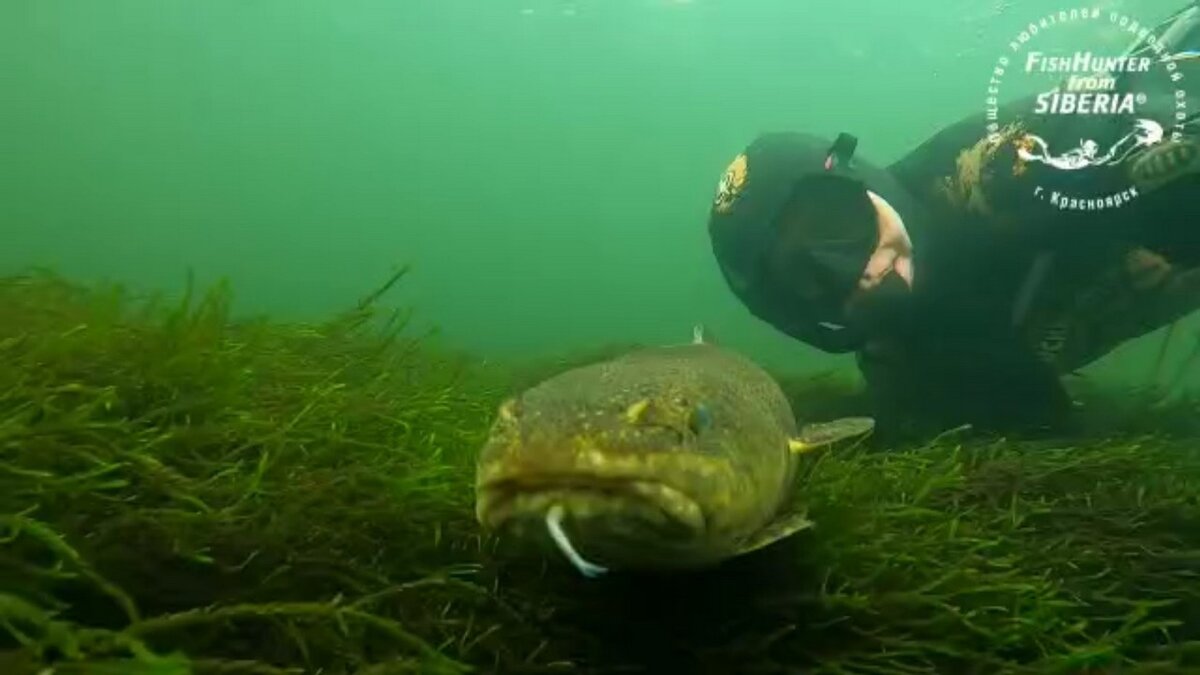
(856, 312), (1074, 435)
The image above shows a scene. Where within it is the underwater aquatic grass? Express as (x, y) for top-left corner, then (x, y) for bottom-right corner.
(0, 269), (524, 673)
(783, 432), (1200, 674)
(2, 269), (1200, 673)
(480, 429), (1200, 674)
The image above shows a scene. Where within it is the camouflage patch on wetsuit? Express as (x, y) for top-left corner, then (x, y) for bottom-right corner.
(1130, 138), (1200, 193)
(714, 153), (749, 215)
(1020, 246), (1199, 373)
(934, 123), (1026, 221)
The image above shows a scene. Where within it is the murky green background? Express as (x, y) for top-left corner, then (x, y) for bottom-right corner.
(2, 0), (1193, 385)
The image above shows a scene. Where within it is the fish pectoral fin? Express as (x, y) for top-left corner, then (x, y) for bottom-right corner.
(788, 416), (876, 454)
(735, 510), (815, 556)
(787, 438), (818, 454)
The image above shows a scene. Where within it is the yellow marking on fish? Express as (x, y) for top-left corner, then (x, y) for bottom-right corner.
(585, 449), (611, 468)
(624, 398), (651, 424)
(788, 439), (818, 454)
(498, 399), (519, 422)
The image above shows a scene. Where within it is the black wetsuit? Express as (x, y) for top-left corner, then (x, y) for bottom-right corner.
(709, 4), (1200, 438)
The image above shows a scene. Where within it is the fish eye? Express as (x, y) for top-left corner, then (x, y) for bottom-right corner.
(688, 403), (713, 435)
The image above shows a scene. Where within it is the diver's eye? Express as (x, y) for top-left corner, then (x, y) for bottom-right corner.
(688, 403), (713, 435)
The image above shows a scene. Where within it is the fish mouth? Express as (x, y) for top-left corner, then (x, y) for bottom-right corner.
(475, 474), (708, 537)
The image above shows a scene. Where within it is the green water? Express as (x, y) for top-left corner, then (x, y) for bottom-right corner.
(2, 0), (1195, 380)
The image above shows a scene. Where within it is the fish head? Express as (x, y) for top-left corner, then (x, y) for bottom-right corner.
(474, 355), (789, 573)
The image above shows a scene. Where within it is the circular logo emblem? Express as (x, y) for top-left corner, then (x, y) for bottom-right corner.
(984, 8), (1191, 212)
(714, 153), (748, 214)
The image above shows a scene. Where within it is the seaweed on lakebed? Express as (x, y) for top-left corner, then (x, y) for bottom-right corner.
(2, 269), (1200, 674)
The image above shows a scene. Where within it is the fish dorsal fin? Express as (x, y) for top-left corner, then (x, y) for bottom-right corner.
(691, 324), (718, 346)
(735, 509), (814, 555)
(788, 416), (875, 454)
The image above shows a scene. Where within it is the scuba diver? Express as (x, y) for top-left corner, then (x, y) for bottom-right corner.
(708, 2), (1200, 438)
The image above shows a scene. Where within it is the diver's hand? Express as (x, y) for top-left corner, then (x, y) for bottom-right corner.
(860, 191), (914, 291)
(861, 245), (914, 292)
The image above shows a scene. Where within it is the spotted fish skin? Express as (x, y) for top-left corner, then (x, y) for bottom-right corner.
(474, 332), (872, 573)
(1131, 138), (1200, 192)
